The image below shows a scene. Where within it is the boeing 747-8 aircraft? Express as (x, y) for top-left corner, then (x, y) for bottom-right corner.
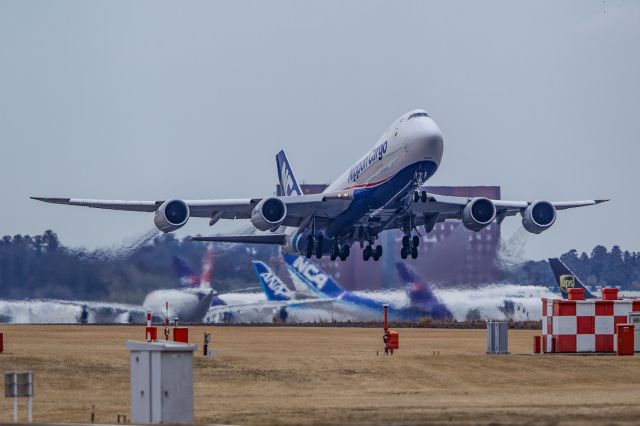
(33, 110), (607, 262)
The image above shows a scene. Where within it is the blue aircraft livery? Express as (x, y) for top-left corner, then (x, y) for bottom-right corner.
(395, 262), (453, 319)
(252, 260), (293, 301)
(276, 149), (303, 197)
(283, 255), (452, 320)
(548, 258), (595, 299)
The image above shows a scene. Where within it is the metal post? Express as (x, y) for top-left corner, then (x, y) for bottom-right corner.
(383, 304), (389, 331)
(13, 373), (17, 423)
(27, 373), (32, 423)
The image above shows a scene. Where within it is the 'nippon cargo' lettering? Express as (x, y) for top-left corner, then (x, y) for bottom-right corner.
(348, 141), (387, 182)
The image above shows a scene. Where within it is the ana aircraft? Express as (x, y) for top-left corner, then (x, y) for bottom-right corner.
(33, 110), (607, 262)
(284, 255), (453, 320)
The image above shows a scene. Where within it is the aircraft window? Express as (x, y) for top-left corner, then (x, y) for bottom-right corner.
(408, 112), (430, 120)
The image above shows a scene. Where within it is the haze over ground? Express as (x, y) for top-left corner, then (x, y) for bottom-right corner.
(1, 1), (638, 260)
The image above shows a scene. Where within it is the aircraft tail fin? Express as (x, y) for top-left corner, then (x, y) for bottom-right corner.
(252, 260), (292, 301)
(283, 255), (345, 298)
(548, 258), (594, 299)
(276, 150), (303, 196)
(395, 262), (453, 320)
(173, 256), (199, 288)
(199, 245), (215, 289)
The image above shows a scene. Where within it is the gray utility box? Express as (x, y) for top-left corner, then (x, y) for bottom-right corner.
(629, 312), (640, 352)
(127, 341), (197, 424)
(487, 320), (509, 354)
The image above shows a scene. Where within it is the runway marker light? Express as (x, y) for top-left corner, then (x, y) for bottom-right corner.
(144, 311), (157, 342)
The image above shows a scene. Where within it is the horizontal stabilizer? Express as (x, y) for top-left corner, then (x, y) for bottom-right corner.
(190, 234), (287, 245)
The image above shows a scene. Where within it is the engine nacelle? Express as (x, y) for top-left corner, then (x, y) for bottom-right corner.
(462, 197), (496, 232)
(522, 201), (556, 234)
(154, 199), (190, 233)
(251, 197), (287, 231)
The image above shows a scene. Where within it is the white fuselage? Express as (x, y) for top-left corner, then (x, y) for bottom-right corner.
(324, 109), (444, 193)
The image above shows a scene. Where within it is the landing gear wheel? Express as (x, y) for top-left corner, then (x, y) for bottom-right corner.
(363, 245), (373, 261)
(411, 246), (418, 259)
(315, 238), (323, 259)
(420, 191), (427, 203)
(402, 235), (410, 248)
(305, 237), (314, 258)
(413, 191), (420, 203)
(412, 235), (420, 248)
(400, 246), (408, 259)
(338, 245), (350, 261)
(330, 243), (339, 261)
(375, 245), (383, 258)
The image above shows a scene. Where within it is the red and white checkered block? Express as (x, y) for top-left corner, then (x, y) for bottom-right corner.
(542, 298), (640, 353)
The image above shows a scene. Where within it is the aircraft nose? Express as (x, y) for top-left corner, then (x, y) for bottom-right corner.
(410, 122), (443, 166)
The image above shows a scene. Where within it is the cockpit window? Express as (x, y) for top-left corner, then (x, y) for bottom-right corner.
(408, 112), (430, 120)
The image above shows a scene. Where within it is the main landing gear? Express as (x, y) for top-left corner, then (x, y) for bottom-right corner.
(306, 236), (351, 261)
(330, 243), (350, 262)
(362, 244), (383, 262)
(400, 235), (419, 259)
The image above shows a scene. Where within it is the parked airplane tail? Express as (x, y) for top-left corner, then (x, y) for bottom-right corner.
(276, 150), (303, 196)
(199, 245), (215, 289)
(252, 260), (293, 301)
(395, 262), (453, 320)
(283, 255), (345, 298)
(172, 256), (200, 288)
(548, 258), (595, 299)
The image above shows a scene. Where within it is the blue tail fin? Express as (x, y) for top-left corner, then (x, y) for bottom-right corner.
(276, 150), (303, 196)
(548, 258), (594, 299)
(252, 261), (292, 301)
(173, 256), (199, 288)
(283, 255), (345, 298)
(395, 262), (453, 320)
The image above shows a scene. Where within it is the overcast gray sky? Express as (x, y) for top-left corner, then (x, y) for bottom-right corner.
(1, 0), (638, 260)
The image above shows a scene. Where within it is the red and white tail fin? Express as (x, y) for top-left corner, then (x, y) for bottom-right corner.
(199, 244), (216, 289)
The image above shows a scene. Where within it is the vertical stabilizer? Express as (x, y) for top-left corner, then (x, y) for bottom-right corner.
(548, 258), (594, 299)
(199, 245), (215, 289)
(252, 261), (293, 301)
(173, 256), (199, 288)
(283, 255), (344, 298)
(395, 262), (453, 320)
(276, 150), (303, 196)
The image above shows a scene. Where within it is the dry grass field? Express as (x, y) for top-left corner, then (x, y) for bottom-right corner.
(0, 325), (639, 425)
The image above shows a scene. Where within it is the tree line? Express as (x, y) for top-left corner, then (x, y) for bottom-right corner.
(502, 245), (640, 290)
(0, 230), (278, 303)
(1, 231), (639, 302)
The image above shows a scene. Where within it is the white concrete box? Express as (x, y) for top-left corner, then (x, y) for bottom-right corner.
(127, 340), (197, 424)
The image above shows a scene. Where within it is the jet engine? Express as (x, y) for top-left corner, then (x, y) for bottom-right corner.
(462, 197), (496, 232)
(154, 199), (190, 232)
(251, 197), (287, 231)
(522, 201), (556, 234)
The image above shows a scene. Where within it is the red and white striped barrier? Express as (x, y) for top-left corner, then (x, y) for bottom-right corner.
(542, 289), (640, 353)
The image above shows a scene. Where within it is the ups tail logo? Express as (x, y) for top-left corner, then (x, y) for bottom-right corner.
(559, 274), (576, 292)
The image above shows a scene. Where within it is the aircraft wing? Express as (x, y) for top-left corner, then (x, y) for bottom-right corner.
(31, 193), (353, 226)
(408, 194), (608, 222)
